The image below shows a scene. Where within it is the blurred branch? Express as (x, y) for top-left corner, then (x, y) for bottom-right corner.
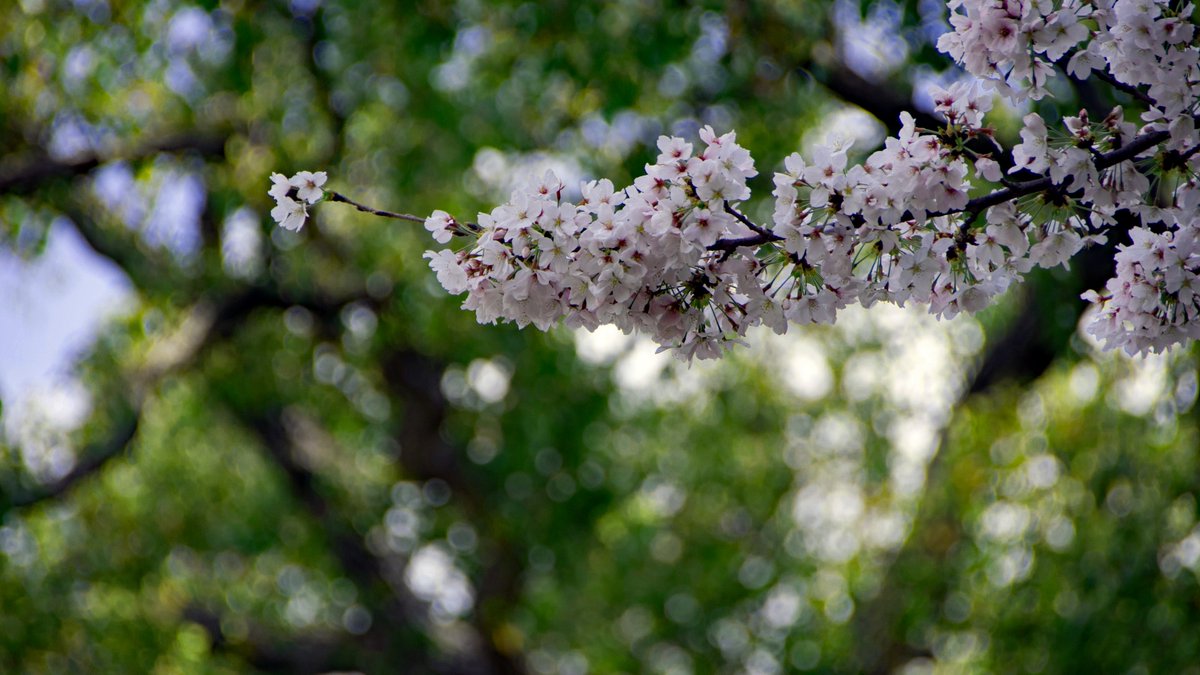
(0, 279), (368, 516)
(809, 61), (945, 137)
(383, 351), (474, 499)
(183, 604), (361, 675)
(3, 404), (140, 512)
(244, 409), (421, 613)
(0, 297), (218, 513)
(732, 5), (944, 136)
(853, 213), (1141, 672)
(4, 186), (520, 668)
(0, 133), (228, 196)
(292, 5), (346, 165)
(735, 5), (1019, 181)
(237, 405), (522, 674)
(0, 298), (207, 512)
(810, 62), (1013, 171)
(382, 349), (526, 675)
(1, 294), (225, 512)
(54, 204), (180, 294)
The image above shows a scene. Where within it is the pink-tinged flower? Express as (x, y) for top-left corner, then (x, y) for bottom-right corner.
(1011, 114), (1049, 173)
(424, 250), (470, 294)
(424, 210), (456, 244)
(975, 157), (1003, 182)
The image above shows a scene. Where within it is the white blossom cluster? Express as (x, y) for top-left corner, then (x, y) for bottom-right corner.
(936, 0), (1200, 355)
(421, 84), (1194, 358)
(424, 127), (764, 360)
(1068, 0), (1198, 123)
(939, 0), (1199, 149)
(938, 0), (1197, 107)
(269, 170), (327, 231)
(767, 84), (1035, 323)
(937, 0), (1092, 100)
(276, 0), (1199, 360)
(1084, 214), (1200, 354)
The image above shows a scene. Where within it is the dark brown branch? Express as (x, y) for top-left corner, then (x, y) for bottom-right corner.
(236, 409), (440, 667)
(955, 126), (1171, 212)
(1181, 143), (1200, 163)
(60, 206), (179, 295)
(736, 5), (946, 138)
(798, 43), (1010, 167)
(244, 411), (418, 602)
(724, 200), (772, 238)
(711, 230), (782, 252)
(199, 281), (526, 673)
(249, 410), (398, 593)
(327, 191), (426, 223)
(1089, 69), (1154, 106)
(1, 288), (259, 514)
(295, 5), (347, 165)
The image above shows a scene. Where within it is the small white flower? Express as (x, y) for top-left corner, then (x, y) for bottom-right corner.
(268, 172), (292, 201)
(290, 170), (327, 204)
(271, 196), (307, 232)
(424, 249), (470, 294)
(975, 157), (1002, 182)
(424, 210), (456, 244)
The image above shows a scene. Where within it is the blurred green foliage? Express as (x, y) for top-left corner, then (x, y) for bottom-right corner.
(1, 1), (1198, 674)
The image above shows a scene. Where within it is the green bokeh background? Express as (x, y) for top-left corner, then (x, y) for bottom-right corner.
(2, 1), (1198, 673)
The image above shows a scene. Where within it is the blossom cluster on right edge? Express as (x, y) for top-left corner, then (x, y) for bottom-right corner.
(409, 0), (1199, 360)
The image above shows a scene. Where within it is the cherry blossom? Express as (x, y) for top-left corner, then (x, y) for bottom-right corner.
(276, 0), (1200, 360)
(291, 170), (327, 204)
(268, 171), (329, 231)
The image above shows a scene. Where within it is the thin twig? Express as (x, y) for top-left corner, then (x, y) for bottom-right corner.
(326, 191), (426, 223)
(5, 410), (140, 511)
(724, 200), (773, 237)
(1059, 51), (1156, 106)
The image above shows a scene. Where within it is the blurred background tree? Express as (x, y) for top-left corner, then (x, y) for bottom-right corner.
(1, 0), (1198, 673)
